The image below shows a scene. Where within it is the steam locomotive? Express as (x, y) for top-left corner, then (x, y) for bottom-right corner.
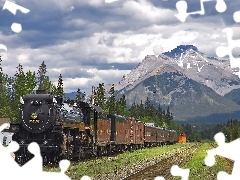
(6, 89), (179, 165)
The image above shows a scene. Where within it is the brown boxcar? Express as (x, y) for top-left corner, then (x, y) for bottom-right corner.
(115, 120), (126, 144)
(163, 129), (169, 143)
(156, 127), (165, 144)
(126, 117), (136, 145)
(126, 117), (144, 147)
(144, 123), (157, 146)
(107, 114), (126, 144)
(96, 118), (111, 146)
(135, 120), (145, 146)
(169, 130), (178, 144)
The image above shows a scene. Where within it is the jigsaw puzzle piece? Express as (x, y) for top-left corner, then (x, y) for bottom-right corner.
(233, 11), (240, 23)
(21, 142), (43, 174)
(59, 159), (70, 174)
(0, 123), (10, 132)
(21, 158), (71, 180)
(204, 132), (227, 167)
(217, 171), (233, 180)
(175, 1), (188, 22)
(0, 123), (74, 179)
(0, 124), (22, 178)
(204, 150), (216, 167)
(217, 166), (240, 180)
(216, 28), (240, 71)
(2, 0), (30, 33)
(38, 159), (71, 180)
(154, 165), (190, 180)
(81, 176), (92, 180)
(2, 0), (30, 15)
(175, 0), (227, 22)
(171, 165), (190, 180)
(205, 132), (239, 163)
(205, 132), (240, 179)
(215, 0), (227, 13)
(154, 176), (165, 180)
(0, 44), (8, 51)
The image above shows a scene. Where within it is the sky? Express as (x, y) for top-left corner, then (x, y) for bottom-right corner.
(0, 0), (239, 95)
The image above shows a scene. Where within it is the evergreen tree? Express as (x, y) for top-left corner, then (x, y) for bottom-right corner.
(120, 94), (126, 108)
(144, 97), (151, 117)
(157, 104), (163, 125)
(95, 83), (106, 111)
(0, 56), (13, 119)
(12, 64), (36, 121)
(129, 102), (137, 117)
(165, 106), (172, 125)
(82, 92), (86, 102)
(117, 94), (128, 115)
(76, 88), (81, 101)
(37, 61), (46, 90)
(89, 86), (96, 105)
(139, 100), (145, 118)
(106, 84), (115, 114)
(50, 83), (58, 95)
(56, 74), (64, 97)
(37, 61), (51, 93)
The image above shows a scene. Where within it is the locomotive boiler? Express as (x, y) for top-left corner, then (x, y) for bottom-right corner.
(8, 90), (65, 164)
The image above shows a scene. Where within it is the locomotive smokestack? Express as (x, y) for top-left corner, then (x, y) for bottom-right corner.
(36, 90), (46, 94)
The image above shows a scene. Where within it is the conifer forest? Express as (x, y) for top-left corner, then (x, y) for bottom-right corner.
(0, 56), (238, 142)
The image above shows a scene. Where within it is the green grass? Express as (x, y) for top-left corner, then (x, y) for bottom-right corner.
(44, 143), (195, 179)
(170, 143), (232, 180)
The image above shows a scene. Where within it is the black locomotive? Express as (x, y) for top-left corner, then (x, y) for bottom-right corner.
(7, 90), (61, 164)
(7, 90), (102, 165)
(6, 89), (179, 166)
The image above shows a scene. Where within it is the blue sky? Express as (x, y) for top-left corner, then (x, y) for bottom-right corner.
(0, 0), (239, 94)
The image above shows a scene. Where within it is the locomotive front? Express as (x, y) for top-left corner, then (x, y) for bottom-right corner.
(11, 91), (65, 165)
(20, 94), (58, 133)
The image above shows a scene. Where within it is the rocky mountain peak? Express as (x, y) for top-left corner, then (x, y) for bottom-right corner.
(106, 45), (240, 96)
(163, 45), (198, 59)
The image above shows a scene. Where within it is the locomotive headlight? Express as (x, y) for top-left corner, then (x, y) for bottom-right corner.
(31, 112), (38, 119)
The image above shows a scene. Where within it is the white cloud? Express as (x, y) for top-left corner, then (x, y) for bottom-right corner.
(0, 0), (238, 95)
(113, 0), (177, 24)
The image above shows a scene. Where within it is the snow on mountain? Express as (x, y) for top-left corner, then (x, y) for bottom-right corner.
(109, 45), (240, 96)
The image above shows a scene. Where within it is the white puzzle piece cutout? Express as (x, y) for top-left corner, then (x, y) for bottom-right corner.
(0, 123), (92, 180)
(2, 0), (30, 33)
(154, 165), (190, 180)
(205, 132), (240, 180)
(175, 0), (227, 22)
(215, 28), (240, 76)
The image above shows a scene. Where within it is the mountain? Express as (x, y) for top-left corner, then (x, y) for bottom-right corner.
(64, 91), (85, 100)
(64, 92), (78, 99)
(111, 45), (240, 96)
(107, 45), (240, 123)
(224, 88), (240, 105)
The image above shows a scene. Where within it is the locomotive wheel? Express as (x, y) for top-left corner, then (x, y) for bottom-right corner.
(49, 153), (59, 165)
(15, 153), (26, 166)
(43, 155), (49, 165)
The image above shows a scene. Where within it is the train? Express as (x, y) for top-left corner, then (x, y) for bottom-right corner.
(4, 90), (182, 165)
(178, 133), (187, 143)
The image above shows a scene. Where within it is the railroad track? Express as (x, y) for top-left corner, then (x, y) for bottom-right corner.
(121, 143), (202, 180)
